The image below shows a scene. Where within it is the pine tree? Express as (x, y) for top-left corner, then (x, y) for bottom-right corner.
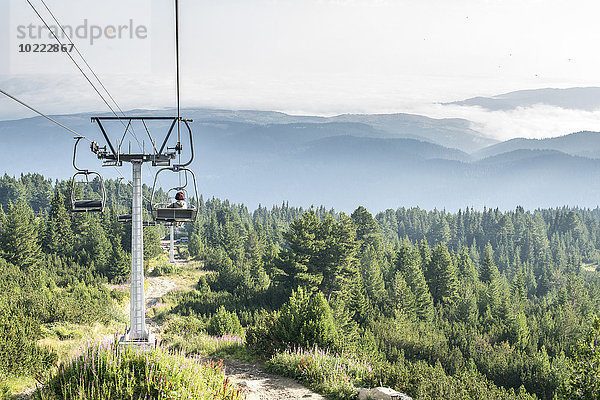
(0, 200), (41, 271)
(84, 217), (111, 274)
(396, 239), (434, 321)
(390, 270), (416, 319)
(319, 213), (359, 302)
(346, 271), (370, 325)
(469, 238), (480, 266)
(456, 246), (478, 286)
(488, 273), (508, 320)
(143, 226), (162, 260)
(428, 243), (459, 305)
(43, 190), (74, 256)
(0, 175), (25, 209)
(455, 284), (478, 325)
(106, 238), (130, 282)
(511, 270), (527, 305)
(282, 209), (323, 292)
(431, 216), (451, 244)
(351, 206), (381, 251)
(480, 243), (499, 284)
(360, 245), (386, 304)
(418, 239), (432, 276)
(509, 309), (530, 350)
(282, 210), (359, 301)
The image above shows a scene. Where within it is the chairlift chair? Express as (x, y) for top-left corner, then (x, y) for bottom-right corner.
(116, 177), (156, 226)
(117, 214), (157, 226)
(150, 166), (199, 224)
(71, 137), (106, 213)
(116, 178), (133, 222)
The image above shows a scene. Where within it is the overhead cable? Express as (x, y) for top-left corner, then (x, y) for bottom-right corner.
(0, 88), (90, 141)
(26, 0), (147, 154)
(28, 0), (164, 189)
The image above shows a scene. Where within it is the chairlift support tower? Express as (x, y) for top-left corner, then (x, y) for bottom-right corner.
(169, 224), (175, 264)
(90, 116), (193, 344)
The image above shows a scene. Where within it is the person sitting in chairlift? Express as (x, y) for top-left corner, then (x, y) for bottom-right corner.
(169, 191), (186, 208)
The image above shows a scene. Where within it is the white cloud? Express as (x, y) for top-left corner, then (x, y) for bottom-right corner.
(411, 103), (600, 141)
(3, 72), (600, 144)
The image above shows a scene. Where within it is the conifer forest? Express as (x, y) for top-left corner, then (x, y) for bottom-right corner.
(2, 172), (600, 399)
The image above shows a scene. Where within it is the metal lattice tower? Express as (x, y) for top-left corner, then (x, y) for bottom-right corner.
(129, 161), (146, 340)
(89, 116), (194, 345)
(169, 225), (175, 264)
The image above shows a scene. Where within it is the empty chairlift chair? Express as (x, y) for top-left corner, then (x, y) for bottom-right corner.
(71, 137), (106, 213)
(116, 178), (132, 222)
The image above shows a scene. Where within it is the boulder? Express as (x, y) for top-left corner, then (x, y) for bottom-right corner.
(357, 388), (370, 400)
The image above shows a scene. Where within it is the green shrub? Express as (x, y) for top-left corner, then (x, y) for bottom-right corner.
(207, 306), (242, 336)
(0, 307), (58, 376)
(197, 273), (218, 291)
(362, 357), (537, 400)
(247, 287), (337, 355)
(278, 288), (337, 348)
(567, 317), (600, 398)
(151, 262), (182, 276)
(165, 332), (247, 359)
(246, 312), (279, 355)
(110, 288), (128, 304)
(38, 340), (244, 400)
(266, 346), (372, 400)
(164, 315), (206, 336)
(178, 246), (190, 259)
(0, 383), (10, 400)
(53, 325), (80, 340)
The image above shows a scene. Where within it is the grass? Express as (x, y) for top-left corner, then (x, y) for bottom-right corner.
(164, 332), (255, 361)
(39, 322), (126, 363)
(167, 261), (210, 289)
(5, 295), (129, 398)
(36, 340), (244, 400)
(2, 375), (36, 397)
(150, 262), (182, 277)
(266, 345), (374, 400)
(148, 257), (209, 287)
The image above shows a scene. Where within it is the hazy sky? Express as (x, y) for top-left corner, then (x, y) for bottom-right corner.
(2, 0), (600, 139)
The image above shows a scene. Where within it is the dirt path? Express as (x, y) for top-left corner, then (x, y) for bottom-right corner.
(147, 244), (325, 400)
(146, 275), (177, 308)
(219, 358), (325, 400)
(146, 239), (194, 308)
(18, 242), (325, 400)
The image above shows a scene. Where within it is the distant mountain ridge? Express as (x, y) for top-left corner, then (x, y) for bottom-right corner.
(474, 131), (600, 159)
(181, 108), (497, 153)
(327, 113), (496, 153)
(1, 106), (600, 211)
(299, 135), (472, 163)
(447, 87), (600, 111)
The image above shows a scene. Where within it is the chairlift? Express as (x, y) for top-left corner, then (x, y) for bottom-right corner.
(150, 166), (199, 223)
(71, 137), (106, 213)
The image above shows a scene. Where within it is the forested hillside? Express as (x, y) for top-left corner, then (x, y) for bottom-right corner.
(0, 173), (164, 391)
(7, 110), (600, 211)
(2, 172), (600, 399)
